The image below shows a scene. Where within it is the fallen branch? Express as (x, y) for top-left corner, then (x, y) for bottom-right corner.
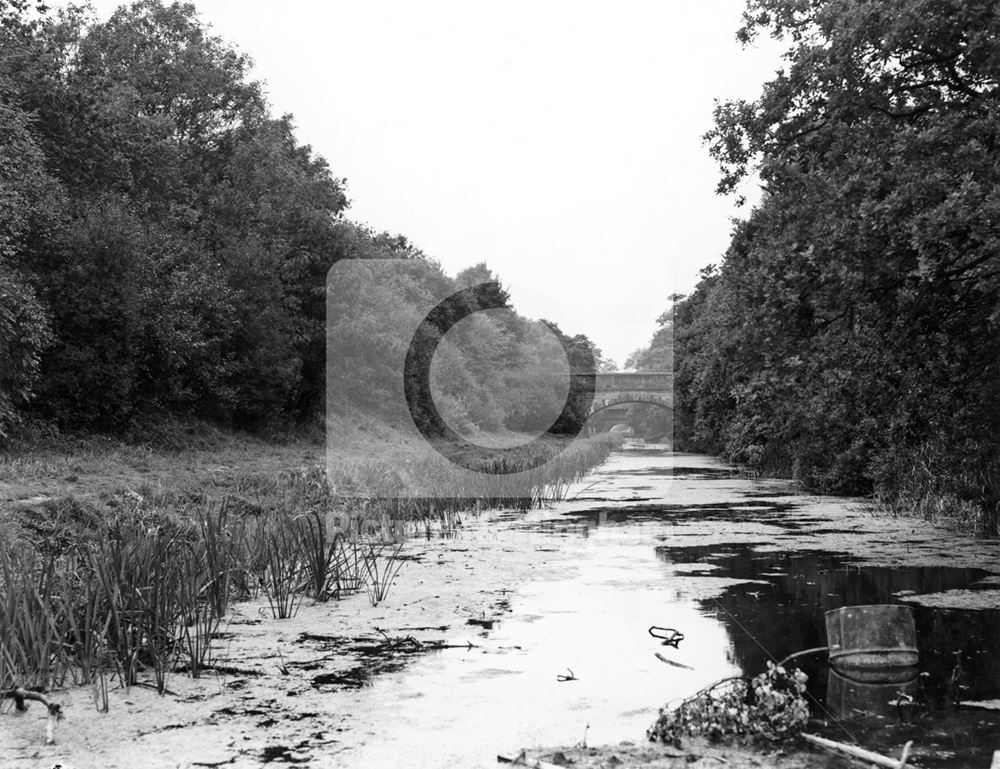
(497, 751), (565, 768)
(655, 652), (694, 670)
(2, 687), (63, 745)
(802, 733), (913, 769)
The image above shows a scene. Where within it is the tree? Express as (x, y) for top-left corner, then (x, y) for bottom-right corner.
(671, 0), (1000, 521)
(0, 83), (61, 439)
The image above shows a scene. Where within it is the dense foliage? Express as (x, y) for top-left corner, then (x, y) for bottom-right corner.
(326, 256), (607, 436)
(0, 0), (604, 439)
(631, 0), (1000, 531)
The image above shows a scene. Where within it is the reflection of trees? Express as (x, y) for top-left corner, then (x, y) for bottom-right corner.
(656, 545), (1000, 706)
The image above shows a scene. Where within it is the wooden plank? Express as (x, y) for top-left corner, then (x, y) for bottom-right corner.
(802, 733), (911, 769)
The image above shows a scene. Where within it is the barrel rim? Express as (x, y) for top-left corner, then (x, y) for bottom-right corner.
(824, 603), (916, 618)
(829, 646), (919, 658)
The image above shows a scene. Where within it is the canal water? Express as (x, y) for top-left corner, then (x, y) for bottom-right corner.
(333, 448), (1000, 768)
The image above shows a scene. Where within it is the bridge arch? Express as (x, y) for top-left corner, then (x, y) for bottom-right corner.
(589, 394), (671, 416)
(580, 372), (672, 435)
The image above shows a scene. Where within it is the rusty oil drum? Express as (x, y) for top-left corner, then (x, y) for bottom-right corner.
(825, 604), (919, 672)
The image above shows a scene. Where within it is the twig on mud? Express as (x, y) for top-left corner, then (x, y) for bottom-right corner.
(2, 687), (63, 744)
(556, 668), (577, 682)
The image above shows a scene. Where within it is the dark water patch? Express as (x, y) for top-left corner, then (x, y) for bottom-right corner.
(532, 501), (803, 530)
(657, 544), (1000, 769)
(617, 466), (735, 479)
(617, 447), (674, 456)
(299, 632), (466, 691)
(805, 528), (864, 535)
(512, 520), (594, 536)
(486, 511), (524, 523)
(260, 744), (311, 764)
(213, 704), (272, 718)
(311, 660), (407, 690)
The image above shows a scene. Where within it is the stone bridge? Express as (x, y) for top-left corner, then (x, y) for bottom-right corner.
(578, 371), (672, 432)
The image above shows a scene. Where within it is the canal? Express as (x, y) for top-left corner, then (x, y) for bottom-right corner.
(333, 447), (1000, 768)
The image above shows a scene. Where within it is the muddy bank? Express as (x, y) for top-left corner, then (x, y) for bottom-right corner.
(515, 739), (842, 768)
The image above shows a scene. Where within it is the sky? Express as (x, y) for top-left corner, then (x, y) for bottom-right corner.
(68, 0), (786, 366)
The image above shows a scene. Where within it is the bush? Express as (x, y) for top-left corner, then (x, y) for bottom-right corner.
(648, 662), (809, 746)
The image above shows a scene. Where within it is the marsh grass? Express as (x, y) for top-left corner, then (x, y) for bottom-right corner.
(197, 506), (241, 616)
(332, 536), (367, 597)
(361, 539), (405, 605)
(94, 522), (182, 692)
(0, 549), (66, 690)
(176, 548), (220, 678)
(871, 442), (1000, 537)
(0, 425), (619, 703)
(60, 558), (109, 685)
(295, 511), (343, 601)
(327, 433), (621, 516)
(259, 515), (304, 619)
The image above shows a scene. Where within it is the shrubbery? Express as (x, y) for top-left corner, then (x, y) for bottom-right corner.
(630, 0), (1000, 533)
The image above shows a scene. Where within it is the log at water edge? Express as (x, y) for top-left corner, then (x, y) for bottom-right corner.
(802, 733), (910, 768)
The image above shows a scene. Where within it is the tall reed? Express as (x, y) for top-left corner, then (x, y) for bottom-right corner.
(259, 516), (303, 619)
(175, 542), (219, 678)
(294, 511), (343, 601)
(361, 539), (405, 606)
(0, 548), (65, 690)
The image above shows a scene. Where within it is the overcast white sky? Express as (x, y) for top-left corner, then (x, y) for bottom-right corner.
(71, 1), (784, 365)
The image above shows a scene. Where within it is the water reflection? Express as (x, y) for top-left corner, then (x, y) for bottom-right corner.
(826, 668), (918, 719)
(655, 544), (1000, 768)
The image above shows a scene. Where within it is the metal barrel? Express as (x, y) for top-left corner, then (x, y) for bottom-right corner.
(825, 604), (919, 671)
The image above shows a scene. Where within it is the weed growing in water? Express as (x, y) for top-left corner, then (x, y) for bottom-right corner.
(361, 539), (406, 605)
